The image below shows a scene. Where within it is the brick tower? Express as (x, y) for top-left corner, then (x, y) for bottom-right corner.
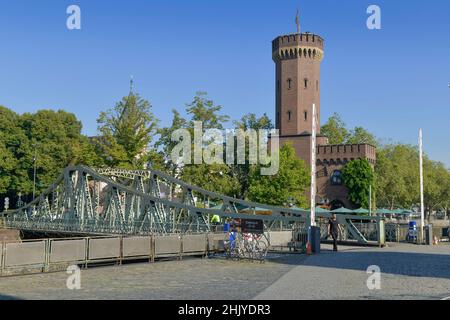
(272, 29), (377, 209)
(272, 32), (329, 169)
(272, 32), (324, 136)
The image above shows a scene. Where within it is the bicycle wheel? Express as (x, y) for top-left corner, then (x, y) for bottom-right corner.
(255, 240), (268, 261)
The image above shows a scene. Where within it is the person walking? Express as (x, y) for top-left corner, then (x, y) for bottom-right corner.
(328, 213), (339, 252)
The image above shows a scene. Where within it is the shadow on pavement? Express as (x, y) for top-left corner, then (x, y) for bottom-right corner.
(267, 249), (450, 280)
(0, 294), (22, 300)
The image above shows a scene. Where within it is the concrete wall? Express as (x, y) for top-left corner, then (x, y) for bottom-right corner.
(0, 229), (21, 243)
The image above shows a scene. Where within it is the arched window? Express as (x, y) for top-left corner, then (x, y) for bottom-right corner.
(331, 170), (343, 185)
(287, 78), (292, 90)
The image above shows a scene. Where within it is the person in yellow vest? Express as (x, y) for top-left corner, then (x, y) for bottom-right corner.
(211, 215), (221, 231)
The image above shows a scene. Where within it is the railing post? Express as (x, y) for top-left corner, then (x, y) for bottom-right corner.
(377, 218), (385, 247)
(0, 241), (4, 277)
(44, 239), (51, 273)
(119, 236), (123, 266)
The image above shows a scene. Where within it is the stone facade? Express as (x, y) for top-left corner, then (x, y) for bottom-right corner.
(272, 32), (376, 209)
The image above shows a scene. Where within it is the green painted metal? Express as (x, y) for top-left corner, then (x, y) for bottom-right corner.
(353, 208), (370, 214)
(3, 166), (384, 245)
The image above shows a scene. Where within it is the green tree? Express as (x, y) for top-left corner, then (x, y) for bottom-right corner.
(0, 106), (102, 205)
(342, 159), (374, 208)
(153, 109), (188, 174)
(0, 106), (31, 196)
(180, 92), (240, 197)
(185, 92), (229, 130)
(231, 113), (274, 199)
(347, 126), (378, 147)
(21, 110), (98, 191)
(321, 113), (349, 144)
(248, 144), (310, 207)
(375, 144), (420, 209)
(234, 113), (273, 132)
(96, 91), (158, 169)
(322, 113), (378, 147)
(423, 160), (450, 219)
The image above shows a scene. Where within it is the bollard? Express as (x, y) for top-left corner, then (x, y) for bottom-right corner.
(310, 226), (321, 254)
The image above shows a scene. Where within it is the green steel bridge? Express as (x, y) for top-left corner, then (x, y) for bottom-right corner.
(1, 166), (384, 245)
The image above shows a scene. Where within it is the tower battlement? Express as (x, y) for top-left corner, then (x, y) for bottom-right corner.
(317, 144), (377, 166)
(272, 33), (324, 61)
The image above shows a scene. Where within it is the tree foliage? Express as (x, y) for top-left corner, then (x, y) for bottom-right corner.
(179, 92), (240, 197)
(96, 92), (158, 169)
(321, 113), (349, 145)
(342, 159), (374, 208)
(0, 106), (99, 205)
(375, 144), (420, 209)
(231, 113), (274, 199)
(374, 144), (450, 216)
(321, 113), (378, 146)
(248, 144), (310, 207)
(347, 127), (378, 147)
(0, 106), (31, 195)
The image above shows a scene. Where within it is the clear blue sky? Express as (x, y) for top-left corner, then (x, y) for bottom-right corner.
(0, 0), (449, 165)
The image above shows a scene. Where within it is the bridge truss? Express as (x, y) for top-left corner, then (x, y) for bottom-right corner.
(3, 166), (383, 245)
(3, 166), (310, 235)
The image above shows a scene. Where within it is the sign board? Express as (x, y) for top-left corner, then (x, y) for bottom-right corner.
(241, 219), (264, 234)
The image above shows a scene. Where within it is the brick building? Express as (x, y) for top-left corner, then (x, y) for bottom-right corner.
(271, 31), (376, 209)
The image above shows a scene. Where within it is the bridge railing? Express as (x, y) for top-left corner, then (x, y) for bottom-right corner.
(0, 233), (230, 277)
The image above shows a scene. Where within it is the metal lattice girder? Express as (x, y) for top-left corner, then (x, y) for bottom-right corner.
(4, 165), (383, 243)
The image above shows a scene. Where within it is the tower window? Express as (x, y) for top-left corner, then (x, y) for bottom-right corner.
(304, 111), (308, 121)
(316, 80), (319, 91)
(287, 78), (292, 90)
(331, 170), (343, 186)
(287, 111), (292, 121)
(304, 78), (308, 89)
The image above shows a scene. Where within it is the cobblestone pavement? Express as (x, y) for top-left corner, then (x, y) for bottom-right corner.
(0, 243), (449, 300)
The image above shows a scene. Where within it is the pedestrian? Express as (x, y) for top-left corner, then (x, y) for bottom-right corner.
(328, 213), (339, 252)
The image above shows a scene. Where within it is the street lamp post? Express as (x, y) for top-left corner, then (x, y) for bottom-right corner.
(33, 144), (37, 201)
(419, 129), (425, 244)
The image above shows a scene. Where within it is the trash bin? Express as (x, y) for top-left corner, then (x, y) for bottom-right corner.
(310, 226), (321, 254)
(408, 221), (417, 242)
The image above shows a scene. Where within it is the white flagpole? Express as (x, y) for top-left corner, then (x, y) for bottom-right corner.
(419, 128), (425, 244)
(310, 104), (317, 227)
